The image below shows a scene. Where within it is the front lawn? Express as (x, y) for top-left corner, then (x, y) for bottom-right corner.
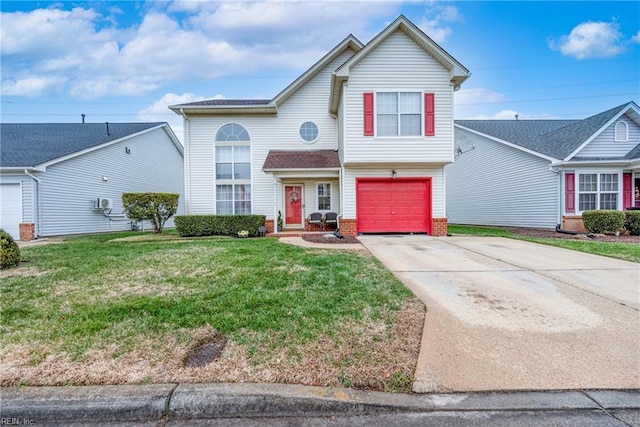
(1, 233), (423, 391)
(448, 225), (640, 263)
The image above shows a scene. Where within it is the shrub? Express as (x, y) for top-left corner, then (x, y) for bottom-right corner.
(122, 193), (179, 234)
(625, 210), (640, 235)
(0, 228), (21, 270)
(582, 210), (625, 234)
(175, 215), (266, 237)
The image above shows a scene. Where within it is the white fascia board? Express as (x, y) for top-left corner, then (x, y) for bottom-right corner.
(169, 105), (277, 115)
(263, 168), (341, 173)
(36, 124), (167, 169)
(1, 167), (45, 173)
(563, 102), (640, 161)
(455, 124), (558, 162)
(551, 159), (637, 168)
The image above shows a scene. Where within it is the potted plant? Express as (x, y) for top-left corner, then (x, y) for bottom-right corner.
(277, 210), (283, 232)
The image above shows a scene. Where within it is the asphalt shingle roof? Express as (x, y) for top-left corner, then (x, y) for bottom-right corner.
(1, 123), (164, 168)
(455, 102), (636, 160)
(263, 150), (341, 170)
(174, 99), (271, 107)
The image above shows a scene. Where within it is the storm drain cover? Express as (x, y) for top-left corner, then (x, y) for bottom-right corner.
(184, 335), (227, 368)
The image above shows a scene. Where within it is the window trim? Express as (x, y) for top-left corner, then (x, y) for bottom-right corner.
(316, 182), (332, 211)
(373, 90), (426, 138)
(299, 121), (320, 144)
(614, 120), (628, 142)
(214, 123), (252, 215)
(575, 171), (621, 213)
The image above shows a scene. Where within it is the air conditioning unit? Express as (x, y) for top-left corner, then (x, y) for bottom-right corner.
(96, 197), (113, 210)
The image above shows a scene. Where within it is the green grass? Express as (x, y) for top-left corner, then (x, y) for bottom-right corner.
(448, 225), (640, 263)
(2, 233), (411, 362)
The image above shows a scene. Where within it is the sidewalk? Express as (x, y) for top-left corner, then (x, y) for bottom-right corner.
(3, 383), (639, 425)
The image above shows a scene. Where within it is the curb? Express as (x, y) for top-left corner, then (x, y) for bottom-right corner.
(2, 383), (639, 423)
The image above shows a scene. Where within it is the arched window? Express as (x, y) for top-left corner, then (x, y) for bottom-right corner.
(614, 121), (628, 142)
(215, 123), (251, 214)
(215, 123), (250, 142)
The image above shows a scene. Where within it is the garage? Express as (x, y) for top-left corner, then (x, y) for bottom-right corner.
(356, 178), (431, 234)
(1, 183), (22, 240)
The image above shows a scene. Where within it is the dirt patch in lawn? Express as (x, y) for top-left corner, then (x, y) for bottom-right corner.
(302, 234), (362, 244)
(1, 300), (425, 392)
(507, 227), (640, 243)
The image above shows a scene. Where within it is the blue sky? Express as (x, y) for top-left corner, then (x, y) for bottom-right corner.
(1, 1), (638, 140)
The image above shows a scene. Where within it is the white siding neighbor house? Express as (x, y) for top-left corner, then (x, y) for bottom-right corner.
(170, 15), (469, 236)
(0, 122), (184, 240)
(446, 101), (640, 230)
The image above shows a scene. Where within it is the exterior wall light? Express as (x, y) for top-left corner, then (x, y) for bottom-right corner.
(392, 170), (397, 179)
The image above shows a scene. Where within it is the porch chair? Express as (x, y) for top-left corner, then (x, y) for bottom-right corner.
(307, 212), (324, 231)
(324, 212), (339, 231)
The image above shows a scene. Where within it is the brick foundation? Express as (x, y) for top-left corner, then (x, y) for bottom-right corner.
(339, 219), (357, 236)
(264, 219), (275, 234)
(432, 217), (448, 236)
(562, 216), (586, 233)
(19, 223), (35, 241)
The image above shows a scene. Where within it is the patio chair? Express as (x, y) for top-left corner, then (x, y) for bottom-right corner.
(307, 212), (324, 231)
(324, 212), (339, 231)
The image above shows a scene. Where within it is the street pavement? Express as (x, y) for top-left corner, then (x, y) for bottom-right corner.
(358, 235), (640, 393)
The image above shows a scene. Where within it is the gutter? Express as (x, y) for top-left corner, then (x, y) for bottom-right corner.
(24, 169), (41, 238)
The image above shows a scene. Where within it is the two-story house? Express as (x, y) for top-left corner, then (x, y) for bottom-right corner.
(170, 15), (469, 236)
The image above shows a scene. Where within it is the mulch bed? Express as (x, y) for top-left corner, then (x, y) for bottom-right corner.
(302, 228), (640, 244)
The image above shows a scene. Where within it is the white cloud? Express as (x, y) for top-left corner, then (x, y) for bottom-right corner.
(549, 21), (625, 59)
(631, 31), (640, 44)
(417, 3), (463, 43)
(138, 92), (212, 142)
(455, 88), (506, 105)
(1, 76), (68, 97)
(465, 109), (560, 120)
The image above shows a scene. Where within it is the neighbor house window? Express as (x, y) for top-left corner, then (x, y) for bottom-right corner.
(317, 183), (331, 210)
(215, 123), (251, 214)
(614, 121), (628, 142)
(376, 92), (421, 136)
(578, 173), (618, 211)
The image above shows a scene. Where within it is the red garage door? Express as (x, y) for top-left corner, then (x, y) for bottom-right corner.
(356, 178), (432, 234)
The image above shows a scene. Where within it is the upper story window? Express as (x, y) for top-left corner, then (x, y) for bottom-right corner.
(214, 123), (251, 215)
(614, 121), (628, 142)
(299, 122), (319, 143)
(377, 92), (421, 136)
(363, 92), (434, 137)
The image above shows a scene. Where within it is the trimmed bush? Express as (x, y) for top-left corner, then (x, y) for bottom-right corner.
(122, 193), (179, 234)
(582, 210), (625, 234)
(625, 210), (640, 235)
(175, 215), (267, 237)
(0, 228), (21, 270)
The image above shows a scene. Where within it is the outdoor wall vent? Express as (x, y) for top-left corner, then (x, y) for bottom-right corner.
(95, 198), (113, 210)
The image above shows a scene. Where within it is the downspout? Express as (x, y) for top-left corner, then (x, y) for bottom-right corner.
(24, 169), (41, 238)
(549, 166), (561, 228)
(180, 108), (191, 214)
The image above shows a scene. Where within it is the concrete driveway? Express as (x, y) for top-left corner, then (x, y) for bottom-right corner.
(359, 235), (640, 393)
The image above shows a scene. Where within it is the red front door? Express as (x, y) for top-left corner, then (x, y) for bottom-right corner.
(285, 185), (303, 228)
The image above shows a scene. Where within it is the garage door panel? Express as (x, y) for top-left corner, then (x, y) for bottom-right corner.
(0, 183), (22, 240)
(357, 179), (431, 234)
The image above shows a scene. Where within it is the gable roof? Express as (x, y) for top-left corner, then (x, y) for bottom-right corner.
(0, 122), (180, 169)
(262, 150), (341, 171)
(330, 15), (470, 114)
(455, 101), (640, 161)
(170, 35), (363, 115)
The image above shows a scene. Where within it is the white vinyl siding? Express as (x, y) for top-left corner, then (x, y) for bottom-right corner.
(183, 50), (353, 219)
(575, 116), (639, 158)
(344, 30), (454, 164)
(36, 128), (184, 237)
(446, 127), (559, 229)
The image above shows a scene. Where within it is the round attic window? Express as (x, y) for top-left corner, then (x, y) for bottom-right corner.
(299, 121), (319, 143)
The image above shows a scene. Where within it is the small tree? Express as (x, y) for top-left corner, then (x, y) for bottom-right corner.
(122, 193), (179, 234)
(0, 228), (21, 270)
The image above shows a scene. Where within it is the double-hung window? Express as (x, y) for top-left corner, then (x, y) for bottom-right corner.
(215, 123), (251, 214)
(376, 92), (422, 136)
(578, 173), (619, 211)
(317, 183), (331, 210)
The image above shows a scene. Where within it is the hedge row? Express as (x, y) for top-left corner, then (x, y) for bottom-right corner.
(582, 210), (640, 235)
(174, 215), (267, 237)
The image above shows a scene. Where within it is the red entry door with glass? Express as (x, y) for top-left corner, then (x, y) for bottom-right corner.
(285, 185), (303, 228)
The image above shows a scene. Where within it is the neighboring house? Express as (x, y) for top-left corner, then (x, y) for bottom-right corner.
(446, 101), (640, 231)
(0, 122), (184, 240)
(170, 16), (469, 236)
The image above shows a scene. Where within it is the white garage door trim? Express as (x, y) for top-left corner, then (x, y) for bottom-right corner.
(1, 182), (23, 240)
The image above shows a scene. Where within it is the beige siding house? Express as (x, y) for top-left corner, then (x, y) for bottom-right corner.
(171, 16), (469, 236)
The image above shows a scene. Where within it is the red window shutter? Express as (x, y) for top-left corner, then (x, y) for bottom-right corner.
(424, 93), (435, 136)
(565, 173), (575, 213)
(363, 92), (374, 136)
(623, 172), (632, 209)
